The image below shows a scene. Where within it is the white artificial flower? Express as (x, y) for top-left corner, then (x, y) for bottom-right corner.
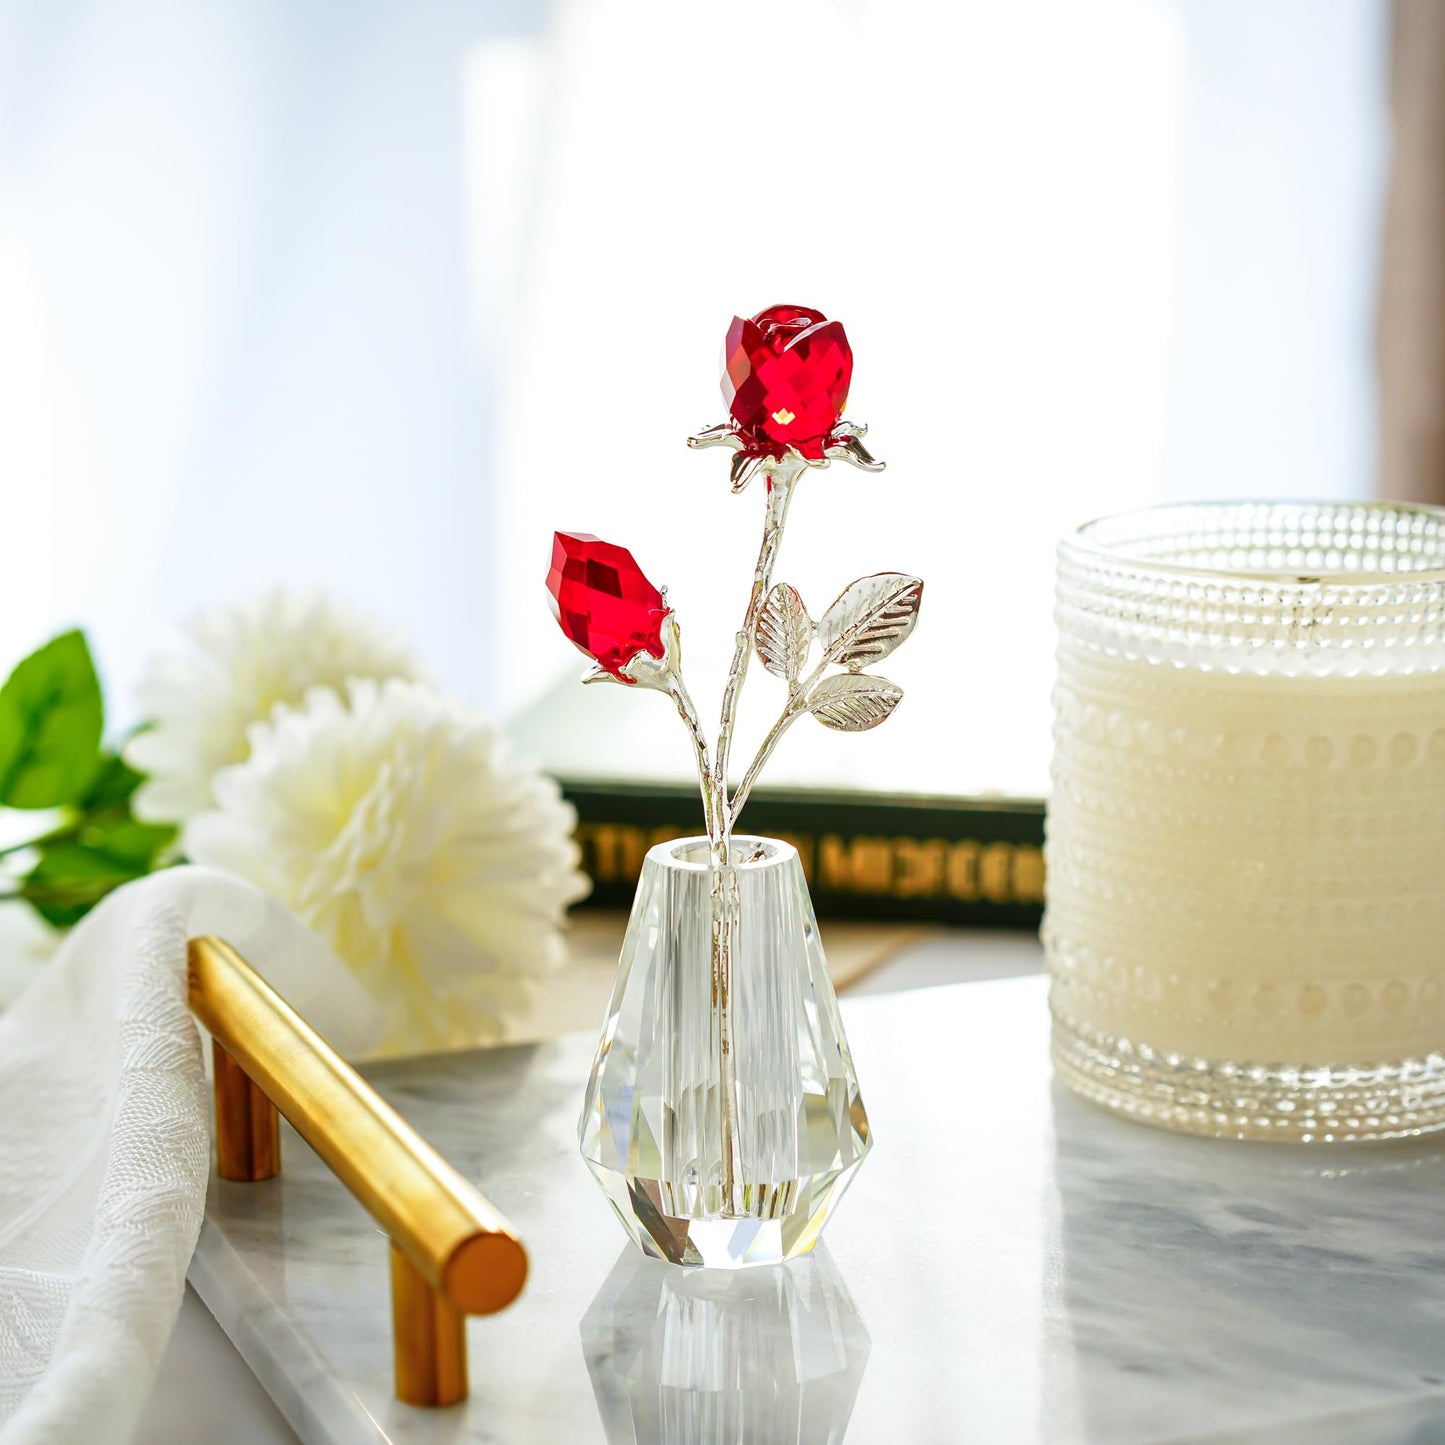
(125, 591), (421, 824)
(184, 678), (590, 1054)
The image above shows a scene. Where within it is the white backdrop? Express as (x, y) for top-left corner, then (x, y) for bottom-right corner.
(0, 0), (1386, 795)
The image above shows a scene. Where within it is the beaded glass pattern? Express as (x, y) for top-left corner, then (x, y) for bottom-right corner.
(1046, 501), (1445, 1142)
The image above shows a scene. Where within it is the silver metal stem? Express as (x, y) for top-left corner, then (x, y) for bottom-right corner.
(727, 658), (827, 821)
(617, 614), (722, 850)
(713, 464), (803, 856)
(708, 858), (741, 1213)
(666, 674), (721, 846)
(707, 459), (804, 1213)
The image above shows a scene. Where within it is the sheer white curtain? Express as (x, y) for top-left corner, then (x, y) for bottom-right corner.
(0, 0), (524, 706)
(0, 0), (1386, 797)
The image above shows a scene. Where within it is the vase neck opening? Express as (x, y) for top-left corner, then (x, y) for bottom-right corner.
(659, 835), (795, 874)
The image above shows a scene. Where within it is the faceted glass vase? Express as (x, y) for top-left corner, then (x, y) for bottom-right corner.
(579, 836), (871, 1268)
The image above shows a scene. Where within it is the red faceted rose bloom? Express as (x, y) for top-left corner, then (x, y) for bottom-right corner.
(546, 532), (669, 680)
(722, 304), (853, 460)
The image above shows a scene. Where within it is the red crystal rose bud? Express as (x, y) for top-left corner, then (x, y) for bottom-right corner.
(722, 304), (854, 460)
(546, 532), (670, 681)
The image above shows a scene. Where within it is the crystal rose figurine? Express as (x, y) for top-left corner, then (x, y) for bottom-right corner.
(691, 303), (882, 492)
(545, 533), (671, 680)
(723, 304), (852, 458)
(546, 305), (922, 1267)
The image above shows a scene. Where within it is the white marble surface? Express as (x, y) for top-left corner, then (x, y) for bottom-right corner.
(143, 927), (1034, 1442)
(189, 972), (1445, 1445)
(137, 1288), (297, 1444)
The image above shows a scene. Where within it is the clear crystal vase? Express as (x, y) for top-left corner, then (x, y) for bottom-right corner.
(579, 836), (871, 1267)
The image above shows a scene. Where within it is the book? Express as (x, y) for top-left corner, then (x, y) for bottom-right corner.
(561, 779), (1045, 929)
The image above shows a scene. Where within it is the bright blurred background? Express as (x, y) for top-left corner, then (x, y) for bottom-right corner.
(0, 0), (1399, 796)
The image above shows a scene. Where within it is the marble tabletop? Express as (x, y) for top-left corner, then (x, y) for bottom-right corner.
(190, 974), (1445, 1445)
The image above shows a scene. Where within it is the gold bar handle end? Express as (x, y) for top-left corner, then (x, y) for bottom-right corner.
(191, 936), (526, 1407)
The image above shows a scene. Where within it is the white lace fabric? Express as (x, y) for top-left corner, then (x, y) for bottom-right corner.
(0, 867), (377, 1445)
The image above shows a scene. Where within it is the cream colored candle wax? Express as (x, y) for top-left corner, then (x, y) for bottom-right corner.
(1045, 502), (1445, 1142)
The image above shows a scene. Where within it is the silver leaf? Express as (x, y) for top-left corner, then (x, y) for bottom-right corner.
(806, 673), (904, 732)
(755, 583), (813, 682)
(816, 573), (924, 670)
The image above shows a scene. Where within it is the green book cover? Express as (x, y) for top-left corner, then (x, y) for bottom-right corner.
(561, 779), (1046, 929)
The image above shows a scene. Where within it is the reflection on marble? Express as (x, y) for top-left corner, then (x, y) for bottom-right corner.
(581, 1246), (869, 1445)
(191, 974), (1445, 1444)
(1043, 1087), (1445, 1443)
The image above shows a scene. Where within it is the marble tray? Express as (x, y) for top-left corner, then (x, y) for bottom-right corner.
(190, 974), (1445, 1445)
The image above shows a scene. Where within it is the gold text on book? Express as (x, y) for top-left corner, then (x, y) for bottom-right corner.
(576, 823), (1045, 907)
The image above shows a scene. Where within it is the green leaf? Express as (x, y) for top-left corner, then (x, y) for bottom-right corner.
(22, 843), (147, 928)
(0, 631), (104, 809)
(79, 817), (176, 866)
(81, 751), (145, 812)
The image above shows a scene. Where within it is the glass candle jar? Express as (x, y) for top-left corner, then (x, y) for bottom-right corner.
(1045, 501), (1445, 1141)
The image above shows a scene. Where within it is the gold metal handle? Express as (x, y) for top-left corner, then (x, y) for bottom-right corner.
(187, 935), (527, 1407)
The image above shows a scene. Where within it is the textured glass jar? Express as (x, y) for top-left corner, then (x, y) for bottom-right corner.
(579, 837), (871, 1266)
(1046, 501), (1445, 1141)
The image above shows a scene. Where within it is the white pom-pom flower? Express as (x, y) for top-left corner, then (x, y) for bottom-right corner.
(125, 592), (421, 825)
(184, 679), (590, 1053)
